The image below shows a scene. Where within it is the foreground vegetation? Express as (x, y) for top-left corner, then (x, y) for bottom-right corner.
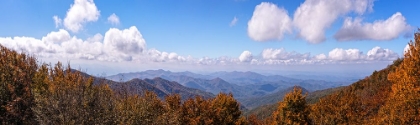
(1, 30), (420, 124)
(0, 44), (245, 124)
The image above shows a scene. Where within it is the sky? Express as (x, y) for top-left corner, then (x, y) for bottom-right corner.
(0, 0), (419, 76)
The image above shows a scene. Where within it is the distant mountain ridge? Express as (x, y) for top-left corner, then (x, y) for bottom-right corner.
(244, 85), (344, 120)
(239, 86), (310, 109)
(107, 70), (345, 101)
(108, 69), (211, 82)
(246, 59), (405, 121)
(73, 69), (214, 100)
(106, 69), (354, 112)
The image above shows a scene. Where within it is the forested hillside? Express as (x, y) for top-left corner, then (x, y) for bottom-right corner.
(245, 86), (344, 120)
(246, 30), (420, 124)
(0, 45), (246, 124)
(1, 30), (420, 124)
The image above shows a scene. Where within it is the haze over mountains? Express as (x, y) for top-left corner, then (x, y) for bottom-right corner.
(106, 69), (361, 108)
(74, 69), (215, 100)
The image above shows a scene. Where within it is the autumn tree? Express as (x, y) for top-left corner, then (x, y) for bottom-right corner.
(157, 94), (183, 124)
(115, 90), (165, 124)
(32, 62), (117, 124)
(271, 87), (311, 125)
(310, 91), (362, 125)
(180, 96), (214, 124)
(210, 93), (244, 125)
(247, 114), (263, 125)
(377, 29), (420, 124)
(0, 45), (37, 124)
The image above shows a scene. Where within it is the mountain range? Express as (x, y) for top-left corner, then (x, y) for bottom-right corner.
(75, 70), (214, 100)
(107, 70), (352, 99)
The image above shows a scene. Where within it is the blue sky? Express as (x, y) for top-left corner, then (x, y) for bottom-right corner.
(0, 0), (419, 75)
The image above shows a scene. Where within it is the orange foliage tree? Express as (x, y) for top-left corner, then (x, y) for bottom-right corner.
(271, 87), (311, 125)
(377, 29), (420, 124)
(0, 45), (37, 124)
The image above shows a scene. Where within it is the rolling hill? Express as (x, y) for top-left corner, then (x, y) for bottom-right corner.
(107, 70), (345, 98)
(75, 69), (215, 100)
(245, 58), (403, 121)
(239, 86), (309, 109)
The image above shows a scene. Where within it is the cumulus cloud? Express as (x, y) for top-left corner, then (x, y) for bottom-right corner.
(230, 16), (238, 27)
(251, 47), (398, 65)
(104, 26), (146, 55)
(147, 49), (186, 62)
(328, 48), (364, 61)
(246, 0), (380, 43)
(239, 51), (253, 62)
(0, 30), (402, 66)
(0, 26), (150, 62)
(53, 16), (62, 28)
(314, 54), (327, 60)
(248, 2), (292, 41)
(107, 13), (120, 25)
(87, 33), (103, 43)
(335, 12), (411, 41)
(366, 46), (399, 61)
(262, 48), (309, 60)
(293, 0), (374, 43)
(63, 0), (100, 33)
(0, 37), (50, 54)
(42, 29), (71, 43)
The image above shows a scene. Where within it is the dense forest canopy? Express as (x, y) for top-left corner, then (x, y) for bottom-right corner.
(1, 29), (420, 124)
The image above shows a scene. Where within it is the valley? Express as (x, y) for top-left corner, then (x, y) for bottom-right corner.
(106, 69), (359, 110)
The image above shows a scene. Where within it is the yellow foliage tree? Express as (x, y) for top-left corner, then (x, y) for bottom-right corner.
(32, 62), (117, 124)
(211, 93), (243, 125)
(271, 87), (311, 125)
(116, 90), (164, 125)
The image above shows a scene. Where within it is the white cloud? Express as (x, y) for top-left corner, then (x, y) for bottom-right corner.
(87, 33), (103, 43)
(246, 0), (385, 43)
(247, 2), (292, 41)
(262, 48), (309, 60)
(41, 29), (71, 44)
(107, 13), (120, 25)
(366, 46), (399, 61)
(335, 12), (411, 41)
(254, 47), (393, 64)
(104, 26), (146, 55)
(262, 48), (287, 60)
(328, 48), (364, 61)
(53, 16), (62, 28)
(404, 44), (410, 55)
(0, 30), (402, 69)
(230, 16), (238, 27)
(293, 0), (374, 43)
(0, 26), (149, 62)
(168, 52), (179, 60)
(63, 0), (100, 33)
(352, 0), (374, 14)
(314, 54), (327, 60)
(0, 37), (50, 54)
(147, 49), (184, 62)
(239, 51), (253, 62)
